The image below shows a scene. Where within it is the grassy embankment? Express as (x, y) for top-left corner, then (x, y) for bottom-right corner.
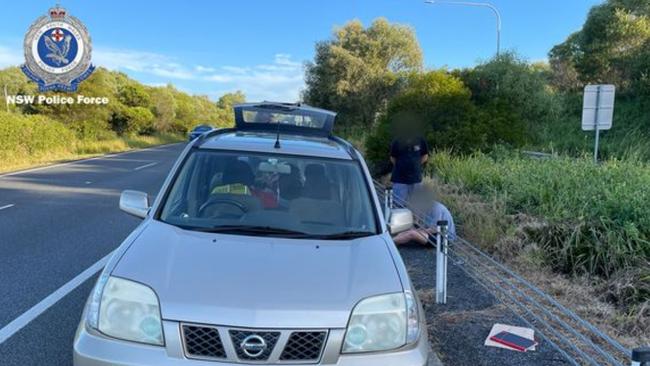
(0, 111), (183, 173)
(425, 150), (649, 342)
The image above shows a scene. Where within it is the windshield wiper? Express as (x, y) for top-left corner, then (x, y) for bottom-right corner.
(201, 225), (311, 237)
(315, 231), (375, 240)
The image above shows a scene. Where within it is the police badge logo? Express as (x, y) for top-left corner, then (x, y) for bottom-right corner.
(21, 5), (95, 92)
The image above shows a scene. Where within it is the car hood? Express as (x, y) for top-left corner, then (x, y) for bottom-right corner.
(112, 220), (403, 328)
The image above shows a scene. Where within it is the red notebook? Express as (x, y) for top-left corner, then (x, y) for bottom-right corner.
(489, 331), (538, 352)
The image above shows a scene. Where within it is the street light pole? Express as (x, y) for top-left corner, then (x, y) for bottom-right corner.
(424, 0), (502, 56)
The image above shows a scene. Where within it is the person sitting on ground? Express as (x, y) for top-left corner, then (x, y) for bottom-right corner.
(393, 183), (456, 246)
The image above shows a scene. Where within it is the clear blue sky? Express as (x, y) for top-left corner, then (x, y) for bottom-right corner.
(0, 0), (601, 101)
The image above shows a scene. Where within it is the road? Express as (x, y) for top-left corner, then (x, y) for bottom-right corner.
(0, 143), (186, 365)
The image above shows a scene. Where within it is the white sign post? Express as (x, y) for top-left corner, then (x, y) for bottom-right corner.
(582, 84), (615, 163)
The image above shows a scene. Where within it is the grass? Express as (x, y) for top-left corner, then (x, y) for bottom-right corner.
(425, 175), (649, 345)
(431, 151), (650, 273)
(0, 132), (183, 174)
(426, 150), (650, 333)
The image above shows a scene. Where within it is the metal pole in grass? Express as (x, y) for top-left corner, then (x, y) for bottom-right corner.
(436, 220), (449, 304)
(632, 347), (650, 366)
(583, 84), (615, 163)
(594, 85), (601, 164)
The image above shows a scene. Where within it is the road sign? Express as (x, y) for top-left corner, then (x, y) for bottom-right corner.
(582, 84), (615, 131)
(582, 84), (615, 163)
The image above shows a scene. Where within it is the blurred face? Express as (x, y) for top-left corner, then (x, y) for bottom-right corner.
(392, 110), (424, 140)
(256, 171), (279, 190)
(408, 184), (436, 215)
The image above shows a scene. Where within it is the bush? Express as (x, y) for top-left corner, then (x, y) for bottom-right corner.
(0, 111), (74, 157)
(365, 70), (532, 173)
(110, 106), (155, 135)
(68, 120), (116, 141)
(458, 52), (562, 145)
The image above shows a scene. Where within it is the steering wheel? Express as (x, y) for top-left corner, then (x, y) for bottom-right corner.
(198, 198), (249, 218)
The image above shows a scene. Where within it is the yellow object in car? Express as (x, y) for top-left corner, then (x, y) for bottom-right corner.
(211, 183), (250, 195)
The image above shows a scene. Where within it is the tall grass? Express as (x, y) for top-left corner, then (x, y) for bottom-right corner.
(430, 151), (650, 308)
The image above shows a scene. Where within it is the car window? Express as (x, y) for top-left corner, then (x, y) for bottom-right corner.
(242, 108), (327, 129)
(159, 150), (377, 237)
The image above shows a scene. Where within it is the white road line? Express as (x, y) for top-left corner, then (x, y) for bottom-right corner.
(0, 204), (15, 211)
(133, 162), (158, 171)
(0, 143), (181, 178)
(0, 251), (114, 345)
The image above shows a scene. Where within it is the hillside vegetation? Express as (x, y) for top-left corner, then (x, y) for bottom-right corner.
(0, 67), (244, 172)
(302, 0), (650, 333)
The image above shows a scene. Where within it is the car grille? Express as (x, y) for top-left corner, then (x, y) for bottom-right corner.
(280, 331), (327, 361)
(181, 323), (328, 364)
(230, 329), (280, 361)
(182, 324), (227, 359)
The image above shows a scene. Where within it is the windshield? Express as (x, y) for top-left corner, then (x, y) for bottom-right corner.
(159, 149), (377, 237)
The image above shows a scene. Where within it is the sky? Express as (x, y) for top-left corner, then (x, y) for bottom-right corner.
(0, 0), (602, 101)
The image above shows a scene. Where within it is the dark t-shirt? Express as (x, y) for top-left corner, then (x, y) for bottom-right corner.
(390, 137), (429, 184)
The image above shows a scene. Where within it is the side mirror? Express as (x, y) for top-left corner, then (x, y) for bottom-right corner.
(119, 190), (150, 219)
(388, 208), (414, 235)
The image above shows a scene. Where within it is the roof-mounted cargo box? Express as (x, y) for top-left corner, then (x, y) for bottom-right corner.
(233, 102), (336, 137)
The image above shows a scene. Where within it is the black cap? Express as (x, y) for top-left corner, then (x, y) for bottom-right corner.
(633, 347), (650, 362)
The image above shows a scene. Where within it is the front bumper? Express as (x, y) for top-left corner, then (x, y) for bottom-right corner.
(73, 320), (437, 366)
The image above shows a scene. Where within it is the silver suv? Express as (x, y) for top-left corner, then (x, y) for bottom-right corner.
(73, 103), (431, 366)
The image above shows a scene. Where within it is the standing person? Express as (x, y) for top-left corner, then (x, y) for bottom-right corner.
(390, 132), (429, 205)
(393, 184), (456, 246)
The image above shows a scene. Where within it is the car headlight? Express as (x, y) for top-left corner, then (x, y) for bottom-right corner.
(86, 275), (164, 346)
(342, 292), (420, 353)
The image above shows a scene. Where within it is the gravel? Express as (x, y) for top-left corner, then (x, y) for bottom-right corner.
(398, 243), (572, 366)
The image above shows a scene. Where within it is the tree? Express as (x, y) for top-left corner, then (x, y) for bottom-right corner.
(117, 78), (151, 108)
(30, 68), (119, 126)
(459, 52), (560, 143)
(0, 67), (38, 113)
(172, 90), (198, 132)
(549, 0), (650, 91)
(214, 91), (246, 126)
(366, 70), (482, 173)
(216, 91), (245, 110)
(110, 106), (155, 135)
(303, 18), (423, 132)
(149, 85), (177, 132)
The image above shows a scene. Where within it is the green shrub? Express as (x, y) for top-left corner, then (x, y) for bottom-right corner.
(68, 120), (116, 141)
(109, 106), (155, 135)
(458, 52), (562, 145)
(0, 111), (74, 157)
(365, 66), (544, 174)
(365, 70), (484, 173)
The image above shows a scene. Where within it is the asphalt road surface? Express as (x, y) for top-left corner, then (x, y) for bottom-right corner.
(0, 143), (186, 365)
